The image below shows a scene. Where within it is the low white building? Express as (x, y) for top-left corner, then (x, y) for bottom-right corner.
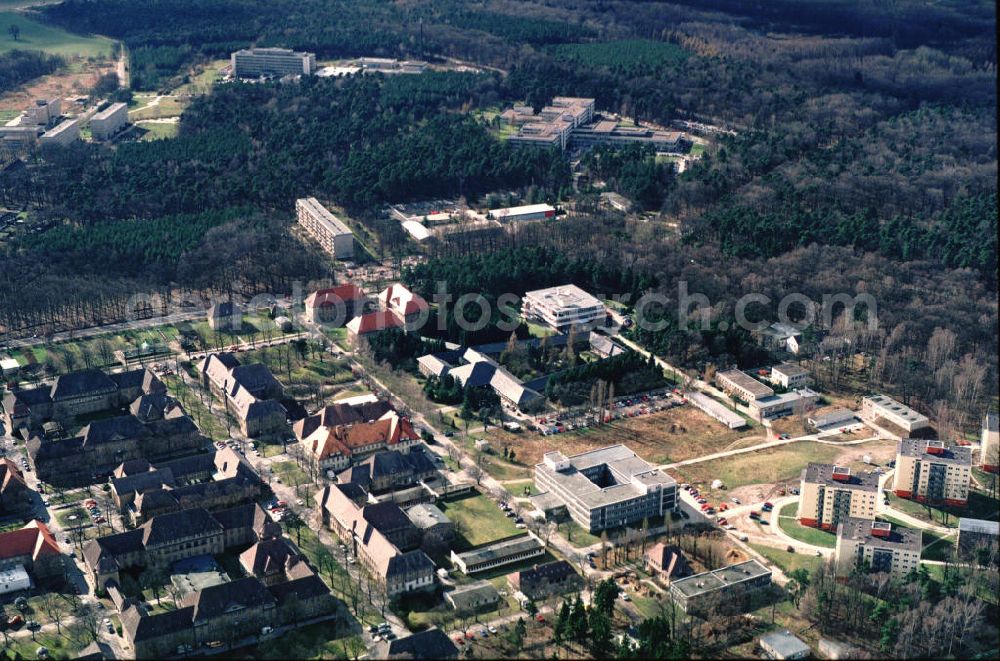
(0, 356), (20, 377)
(488, 204), (555, 222)
(522, 284), (606, 330)
(0, 565), (31, 595)
(770, 363), (812, 389)
(861, 395), (930, 433)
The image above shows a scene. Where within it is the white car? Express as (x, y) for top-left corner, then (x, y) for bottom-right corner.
(296, 499), (304, 506)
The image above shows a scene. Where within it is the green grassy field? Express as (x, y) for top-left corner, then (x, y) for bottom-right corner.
(749, 544), (824, 576)
(776, 502), (837, 548)
(137, 120), (179, 141)
(438, 493), (521, 549)
(674, 441), (842, 494)
(0, 11), (114, 57)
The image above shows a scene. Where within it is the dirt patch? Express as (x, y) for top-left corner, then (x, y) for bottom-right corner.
(486, 405), (765, 469)
(0, 60), (114, 112)
(832, 439), (897, 468)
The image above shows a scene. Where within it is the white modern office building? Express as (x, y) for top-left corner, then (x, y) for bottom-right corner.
(231, 47), (316, 78)
(522, 284), (606, 330)
(534, 445), (677, 533)
(295, 197), (354, 259)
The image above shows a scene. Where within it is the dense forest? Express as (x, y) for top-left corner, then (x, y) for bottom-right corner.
(1, 0), (996, 428)
(0, 50), (63, 93)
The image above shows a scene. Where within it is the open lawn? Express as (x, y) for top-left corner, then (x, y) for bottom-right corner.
(886, 489), (999, 529)
(671, 442), (842, 495)
(484, 405), (766, 475)
(920, 528), (956, 561)
(776, 502), (836, 548)
(749, 544), (825, 576)
(438, 493), (520, 549)
(252, 624), (363, 659)
(0, 11), (114, 57)
(136, 119), (179, 140)
(558, 519), (602, 548)
(7, 629), (91, 660)
(672, 439), (897, 502)
(271, 460), (310, 487)
(128, 95), (189, 120)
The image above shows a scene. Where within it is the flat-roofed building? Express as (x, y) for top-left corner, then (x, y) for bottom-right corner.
(296, 197), (354, 259)
(22, 98), (61, 126)
(669, 559), (771, 614)
(488, 203), (556, 222)
(957, 517), (998, 562)
(748, 388), (820, 422)
(39, 117), (80, 147)
(759, 630), (811, 660)
(685, 391), (746, 429)
(861, 395), (930, 433)
(807, 408), (858, 430)
(770, 363), (812, 389)
(534, 444), (676, 533)
(892, 439), (972, 506)
(450, 533), (545, 575)
(981, 412), (999, 473)
(90, 102), (128, 140)
(715, 370), (774, 402)
(231, 47), (316, 78)
(522, 284), (606, 331)
(834, 518), (920, 578)
(798, 464), (880, 530)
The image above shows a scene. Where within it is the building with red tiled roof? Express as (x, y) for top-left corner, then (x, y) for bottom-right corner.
(377, 284), (429, 325)
(0, 458), (35, 516)
(304, 284), (368, 325)
(0, 520), (64, 581)
(302, 413), (420, 472)
(346, 310), (404, 343)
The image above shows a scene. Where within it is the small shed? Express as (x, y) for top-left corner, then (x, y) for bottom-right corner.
(759, 630), (811, 660)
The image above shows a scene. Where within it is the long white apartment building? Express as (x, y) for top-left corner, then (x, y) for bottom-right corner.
(798, 464), (880, 530)
(835, 518), (921, 578)
(89, 102), (128, 140)
(861, 394), (930, 433)
(231, 47), (316, 78)
(487, 204), (555, 222)
(295, 197), (354, 259)
(39, 117), (81, 147)
(522, 284), (606, 330)
(892, 439), (972, 506)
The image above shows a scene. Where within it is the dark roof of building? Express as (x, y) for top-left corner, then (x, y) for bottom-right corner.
(209, 301), (240, 318)
(897, 439), (973, 464)
(801, 463), (880, 491)
(141, 508), (222, 547)
(81, 415), (149, 446)
(186, 577), (275, 622)
(50, 369), (116, 401)
(114, 458), (152, 478)
(515, 560), (579, 587)
(385, 550), (435, 578)
(362, 502), (418, 534)
(111, 368), (164, 394)
(130, 392), (171, 421)
(267, 574), (330, 604)
(384, 628), (460, 660)
(231, 364), (281, 391)
(122, 605), (194, 642)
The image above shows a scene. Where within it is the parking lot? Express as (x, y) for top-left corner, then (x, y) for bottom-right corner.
(532, 389), (679, 435)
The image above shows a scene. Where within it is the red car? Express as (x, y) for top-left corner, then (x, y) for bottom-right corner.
(535, 614), (546, 623)
(454, 637), (464, 645)
(763, 502), (774, 509)
(718, 518), (728, 525)
(465, 632), (475, 640)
